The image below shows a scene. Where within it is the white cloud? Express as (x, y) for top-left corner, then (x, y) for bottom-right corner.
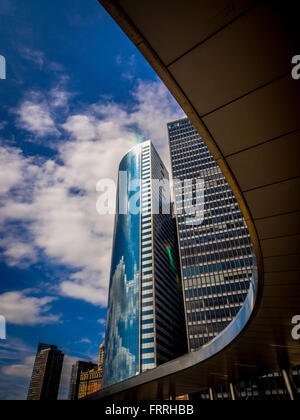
(22, 48), (45, 69)
(50, 75), (71, 109)
(0, 337), (33, 363)
(0, 338), (35, 400)
(21, 48), (65, 74)
(62, 115), (96, 141)
(50, 87), (70, 108)
(2, 355), (35, 378)
(1, 78), (184, 306)
(60, 280), (107, 306)
(15, 75), (70, 138)
(16, 98), (59, 137)
(0, 146), (25, 194)
(80, 338), (92, 344)
(1, 240), (37, 267)
(0, 291), (60, 326)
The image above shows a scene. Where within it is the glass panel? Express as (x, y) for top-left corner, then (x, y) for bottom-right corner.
(102, 146), (141, 388)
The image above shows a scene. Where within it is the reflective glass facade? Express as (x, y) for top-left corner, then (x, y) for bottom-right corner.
(102, 147), (141, 388)
(102, 141), (187, 388)
(168, 118), (254, 351)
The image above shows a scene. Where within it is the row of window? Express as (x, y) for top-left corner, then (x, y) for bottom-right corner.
(186, 293), (247, 310)
(187, 306), (241, 322)
(182, 258), (252, 278)
(140, 145), (155, 363)
(184, 284), (249, 299)
(179, 222), (247, 239)
(180, 232), (250, 248)
(168, 119), (253, 350)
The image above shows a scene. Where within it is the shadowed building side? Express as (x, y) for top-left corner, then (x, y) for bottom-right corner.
(68, 361), (97, 401)
(27, 343), (64, 401)
(102, 141), (187, 389)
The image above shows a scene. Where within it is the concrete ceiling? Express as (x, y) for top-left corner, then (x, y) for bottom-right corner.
(94, 0), (300, 399)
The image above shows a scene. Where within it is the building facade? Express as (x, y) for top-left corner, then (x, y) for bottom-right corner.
(98, 341), (105, 371)
(27, 343), (64, 400)
(167, 119), (300, 400)
(68, 361), (97, 401)
(102, 140), (187, 388)
(77, 343), (105, 399)
(78, 368), (102, 399)
(168, 118), (254, 351)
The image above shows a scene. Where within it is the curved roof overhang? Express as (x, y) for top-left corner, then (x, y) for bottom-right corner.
(91, 0), (300, 399)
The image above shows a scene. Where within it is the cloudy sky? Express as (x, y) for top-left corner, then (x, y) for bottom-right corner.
(0, 0), (184, 400)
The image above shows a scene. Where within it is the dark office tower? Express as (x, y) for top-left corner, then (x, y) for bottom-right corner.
(168, 119), (254, 351)
(27, 343), (64, 400)
(68, 361), (97, 401)
(102, 140), (187, 388)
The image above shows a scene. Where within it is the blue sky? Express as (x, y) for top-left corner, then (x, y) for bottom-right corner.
(0, 0), (184, 400)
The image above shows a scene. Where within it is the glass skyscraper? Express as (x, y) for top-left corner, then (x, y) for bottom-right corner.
(168, 118), (254, 351)
(27, 343), (64, 401)
(102, 140), (187, 388)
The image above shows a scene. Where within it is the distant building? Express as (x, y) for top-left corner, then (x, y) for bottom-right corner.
(77, 342), (105, 399)
(78, 368), (102, 399)
(27, 343), (64, 400)
(98, 341), (105, 373)
(68, 361), (96, 401)
(102, 141), (187, 389)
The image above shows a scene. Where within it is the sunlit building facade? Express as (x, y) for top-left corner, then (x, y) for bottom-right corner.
(78, 368), (102, 399)
(168, 119), (254, 351)
(68, 361), (96, 401)
(98, 341), (105, 372)
(77, 342), (105, 400)
(102, 140), (187, 388)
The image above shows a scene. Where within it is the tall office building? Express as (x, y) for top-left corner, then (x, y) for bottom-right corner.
(78, 367), (103, 399)
(77, 343), (104, 400)
(102, 140), (187, 388)
(27, 343), (64, 400)
(98, 341), (105, 373)
(68, 361), (97, 401)
(168, 118), (254, 351)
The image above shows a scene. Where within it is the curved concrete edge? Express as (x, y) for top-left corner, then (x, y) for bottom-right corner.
(88, 261), (258, 399)
(87, 0), (267, 400)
